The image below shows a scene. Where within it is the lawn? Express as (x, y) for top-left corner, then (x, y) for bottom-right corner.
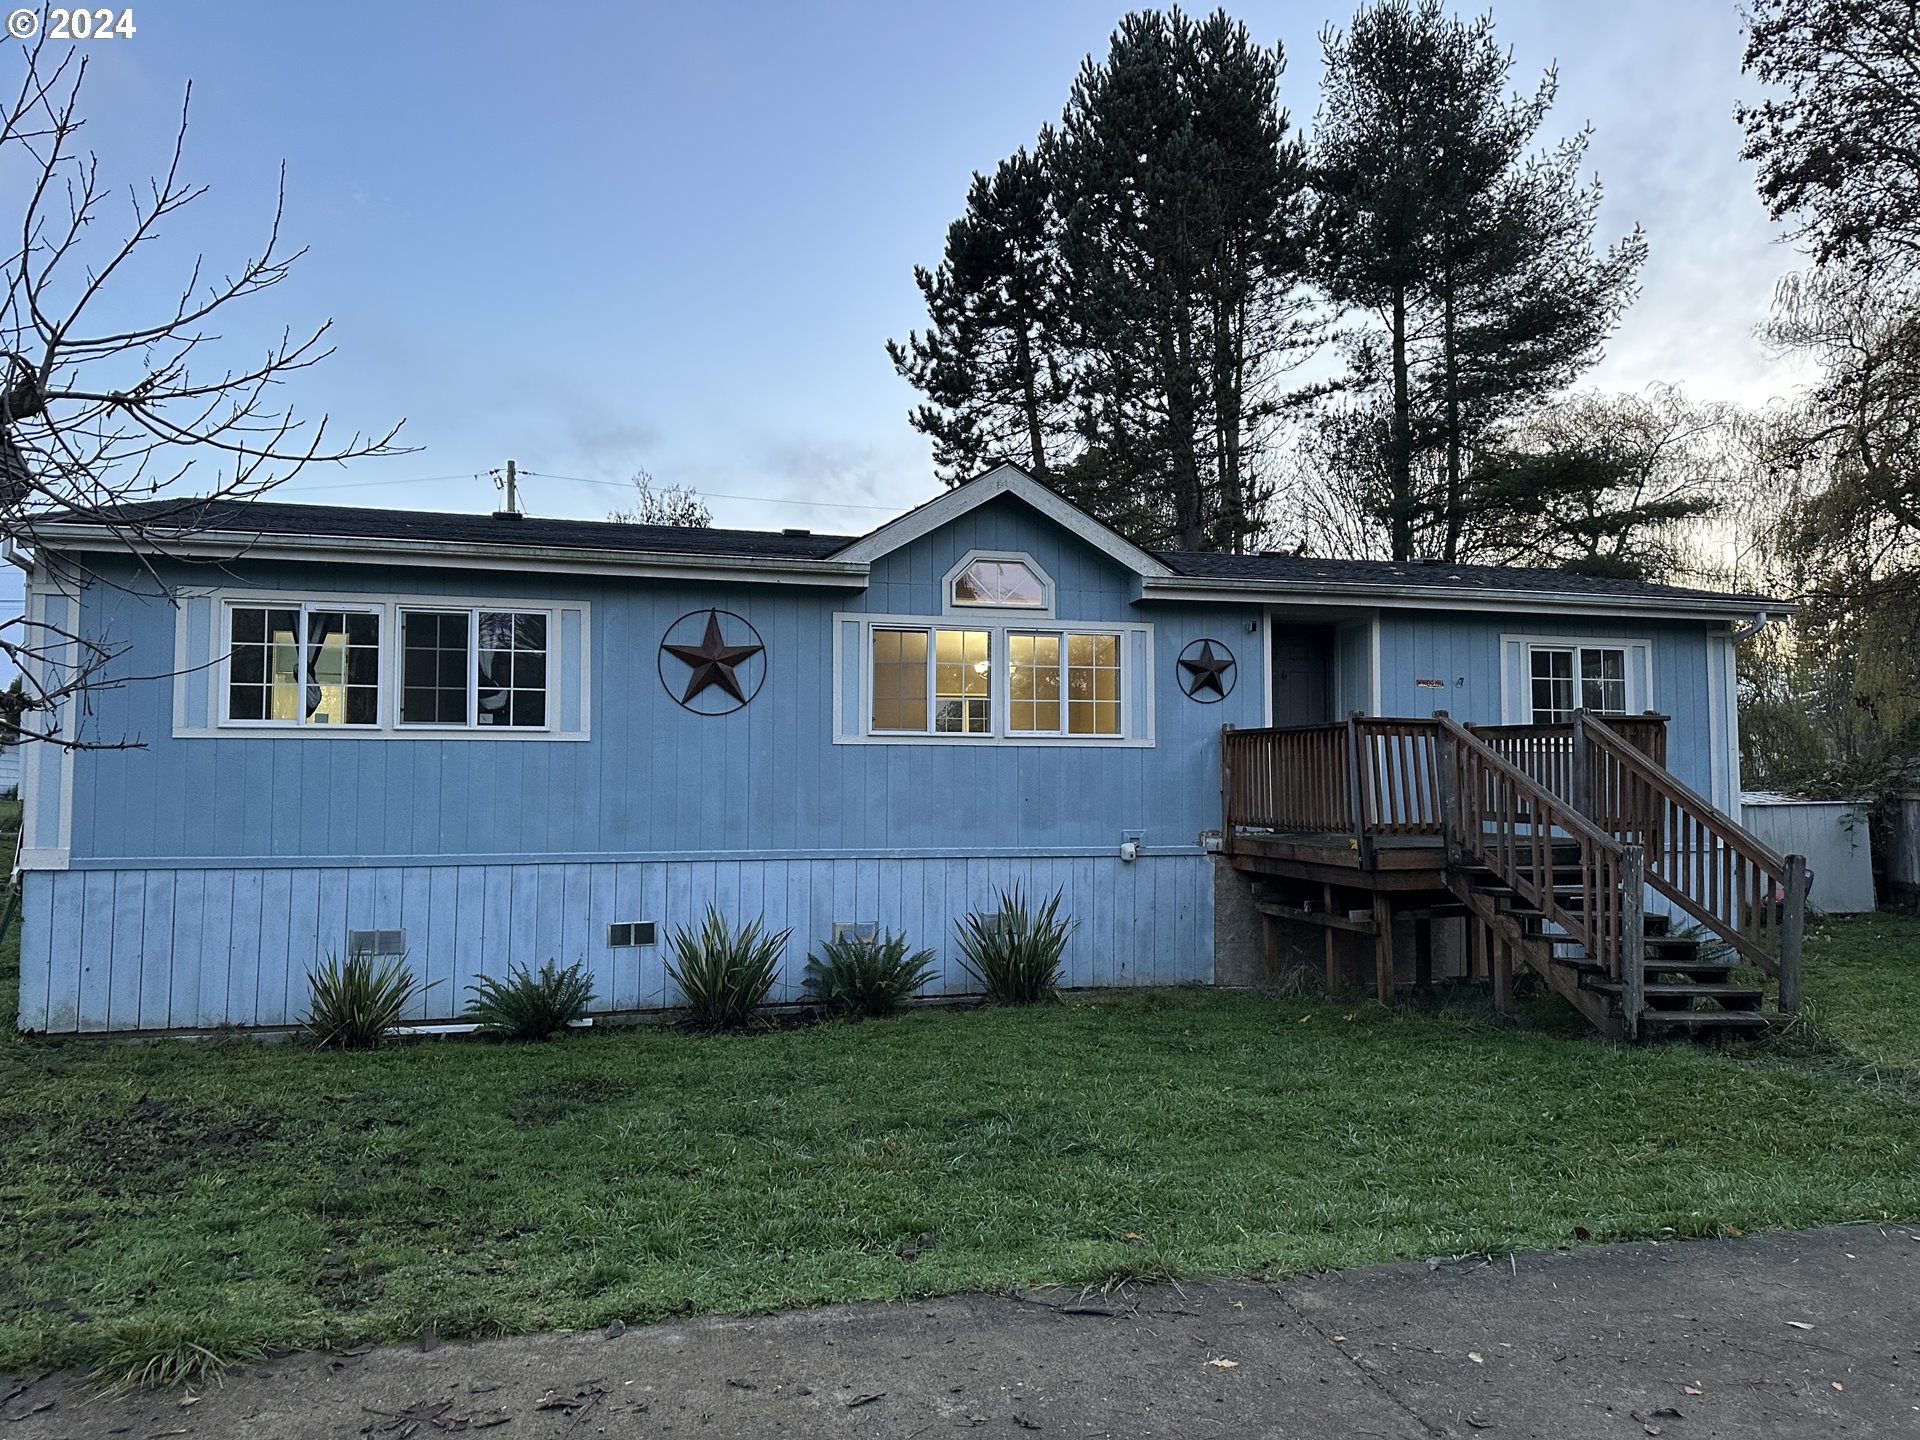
(2, 913), (1918, 1383)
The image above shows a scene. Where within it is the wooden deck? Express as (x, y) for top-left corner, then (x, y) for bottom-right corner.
(1220, 713), (1808, 1040)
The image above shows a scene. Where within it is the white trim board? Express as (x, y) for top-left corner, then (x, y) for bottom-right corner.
(834, 464), (1176, 579)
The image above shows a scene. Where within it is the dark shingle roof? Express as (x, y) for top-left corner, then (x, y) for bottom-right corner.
(67, 497), (1779, 609)
(1155, 550), (1778, 608)
(91, 497), (855, 560)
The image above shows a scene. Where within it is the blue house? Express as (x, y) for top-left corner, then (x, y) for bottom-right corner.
(12, 465), (1803, 1040)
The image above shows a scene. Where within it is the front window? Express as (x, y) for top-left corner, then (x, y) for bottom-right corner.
(1529, 645), (1628, 724)
(1008, 631), (1121, 736)
(871, 627), (991, 734)
(867, 621), (1127, 740)
(401, 608), (549, 728)
(227, 604), (379, 725)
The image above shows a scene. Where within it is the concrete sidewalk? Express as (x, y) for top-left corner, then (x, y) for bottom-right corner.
(5, 1224), (1916, 1437)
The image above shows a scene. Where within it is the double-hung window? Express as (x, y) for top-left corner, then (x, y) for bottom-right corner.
(400, 608), (549, 729)
(226, 603), (380, 726)
(1529, 645), (1628, 724)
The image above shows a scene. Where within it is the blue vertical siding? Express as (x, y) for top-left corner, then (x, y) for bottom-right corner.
(1372, 611), (1731, 800)
(19, 854), (1213, 1033)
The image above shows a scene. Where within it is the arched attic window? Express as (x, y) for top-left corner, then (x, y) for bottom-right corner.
(951, 556), (1046, 609)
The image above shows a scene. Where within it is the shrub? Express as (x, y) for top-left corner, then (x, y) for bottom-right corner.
(465, 959), (596, 1040)
(954, 885), (1076, 1004)
(302, 952), (424, 1050)
(803, 929), (938, 1018)
(666, 907), (789, 1030)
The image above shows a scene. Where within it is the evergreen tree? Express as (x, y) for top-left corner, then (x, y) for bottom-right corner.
(886, 149), (1074, 481)
(1050, 7), (1316, 551)
(1311, 0), (1644, 560)
(1464, 387), (1725, 579)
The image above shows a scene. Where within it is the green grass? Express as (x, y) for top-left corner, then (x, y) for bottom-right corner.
(1799, 912), (1920, 1069)
(3, 915), (1919, 1382)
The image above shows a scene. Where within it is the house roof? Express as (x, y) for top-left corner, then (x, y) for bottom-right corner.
(38, 476), (1786, 617)
(1154, 550), (1780, 610)
(84, 497), (857, 561)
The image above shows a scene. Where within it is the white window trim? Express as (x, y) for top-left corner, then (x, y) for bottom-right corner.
(395, 605), (555, 733)
(833, 610), (1154, 748)
(178, 588), (591, 741)
(940, 550), (1055, 616)
(1498, 633), (1653, 725)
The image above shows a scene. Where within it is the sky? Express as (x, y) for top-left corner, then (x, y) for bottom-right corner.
(7, 0), (1807, 594)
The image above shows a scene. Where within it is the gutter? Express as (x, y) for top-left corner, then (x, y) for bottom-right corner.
(1728, 611), (1776, 642)
(30, 524), (873, 588)
(1136, 575), (1795, 623)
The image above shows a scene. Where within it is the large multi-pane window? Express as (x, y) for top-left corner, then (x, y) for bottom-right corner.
(870, 623), (1127, 739)
(400, 608), (549, 728)
(1528, 645), (1628, 724)
(226, 605), (379, 726)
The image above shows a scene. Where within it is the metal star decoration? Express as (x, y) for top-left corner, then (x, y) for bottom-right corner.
(662, 610), (764, 705)
(1178, 638), (1236, 701)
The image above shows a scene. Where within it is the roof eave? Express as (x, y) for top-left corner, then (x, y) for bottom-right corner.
(34, 524), (873, 587)
(1136, 575), (1793, 620)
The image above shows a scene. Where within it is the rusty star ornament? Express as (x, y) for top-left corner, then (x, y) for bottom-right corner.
(661, 610), (765, 709)
(1177, 638), (1237, 702)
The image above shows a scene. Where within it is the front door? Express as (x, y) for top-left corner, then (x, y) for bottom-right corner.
(1271, 624), (1334, 726)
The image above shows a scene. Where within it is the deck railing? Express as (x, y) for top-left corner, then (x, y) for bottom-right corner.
(1435, 713), (1647, 1033)
(1220, 707), (1807, 1017)
(1578, 713), (1805, 1002)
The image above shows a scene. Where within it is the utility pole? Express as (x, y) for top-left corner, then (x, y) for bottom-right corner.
(493, 458), (521, 518)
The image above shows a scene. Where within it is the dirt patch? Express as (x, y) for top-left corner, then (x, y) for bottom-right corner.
(65, 1098), (282, 1197)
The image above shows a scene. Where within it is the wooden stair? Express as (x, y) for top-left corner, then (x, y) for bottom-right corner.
(1461, 872), (1768, 1039)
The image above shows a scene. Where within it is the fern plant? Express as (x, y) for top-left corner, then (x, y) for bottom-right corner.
(666, 907), (789, 1030)
(803, 929), (937, 1018)
(302, 952), (425, 1049)
(465, 959), (596, 1040)
(954, 885), (1076, 1004)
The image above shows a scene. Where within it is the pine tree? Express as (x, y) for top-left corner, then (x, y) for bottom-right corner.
(1311, 0), (1644, 560)
(886, 149), (1073, 481)
(1050, 7), (1316, 551)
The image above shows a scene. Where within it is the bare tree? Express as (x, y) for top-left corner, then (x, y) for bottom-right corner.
(606, 469), (711, 528)
(0, 37), (405, 745)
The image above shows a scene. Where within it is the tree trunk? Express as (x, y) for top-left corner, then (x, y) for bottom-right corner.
(1389, 285), (1415, 561)
(1014, 323), (1049, 481)
(1442, 267), (1464, 563)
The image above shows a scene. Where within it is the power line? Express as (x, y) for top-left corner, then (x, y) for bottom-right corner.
(520, 469), (906, 513)
(282, 467), (910, 516)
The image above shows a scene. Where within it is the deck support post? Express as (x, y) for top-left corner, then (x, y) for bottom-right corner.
(1345, 712), (1374, 869)
(1572, 710), (1593, 820)
(1621, 843), (1646, 1042)
(1219, 724), (1236, 860)
(1372, 893), (1394, 1005)
(1414, 915), (1433, 990)
(1780, 852), (1807, 1015)
(1491, 925), (1514, 1014)
(1434, 710), (1462, 867)
(1322, 883), (1340, 995)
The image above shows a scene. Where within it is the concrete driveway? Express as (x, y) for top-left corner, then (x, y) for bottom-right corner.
(5, 1224), (1916, 1438)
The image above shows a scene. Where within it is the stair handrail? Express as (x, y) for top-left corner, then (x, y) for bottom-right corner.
(1433, 712), (1647, 1033)
(1576, 712), (1807, 1007)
